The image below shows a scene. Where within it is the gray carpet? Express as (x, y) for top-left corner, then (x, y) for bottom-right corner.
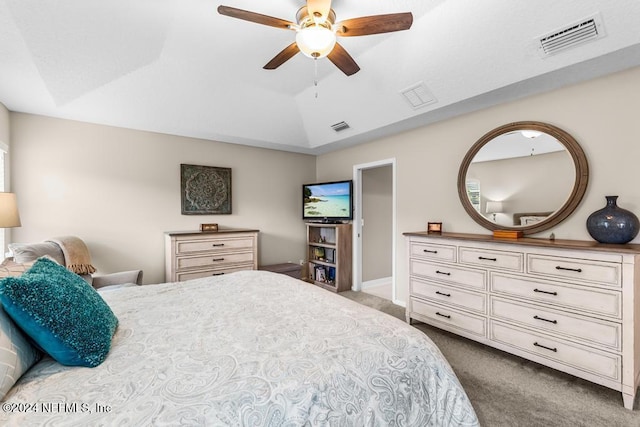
(340, 290), (640, 427)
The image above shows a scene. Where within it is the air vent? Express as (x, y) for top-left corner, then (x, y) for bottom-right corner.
(331, 121), (350, 132)
(538, 14), (605, 57)
(400, 82), (436, 110)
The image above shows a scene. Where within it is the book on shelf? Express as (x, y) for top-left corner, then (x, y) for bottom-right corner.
(325, 248), (335, 263)
(327, 267), (335, 282)
(315, 265), (327, 282)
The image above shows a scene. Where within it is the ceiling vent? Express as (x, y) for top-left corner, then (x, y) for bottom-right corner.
(331, 121), (350, 132)
(400, 82), (437, 110)
(538, 14), (605, 57)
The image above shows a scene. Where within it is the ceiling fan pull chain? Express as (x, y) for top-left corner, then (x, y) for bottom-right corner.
(314, 58), (319, 98)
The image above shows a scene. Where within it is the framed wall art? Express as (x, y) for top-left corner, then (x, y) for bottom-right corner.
(181, 164), (232, 215)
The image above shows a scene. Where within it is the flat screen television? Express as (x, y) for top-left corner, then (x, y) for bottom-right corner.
(303, 180), (353, 222)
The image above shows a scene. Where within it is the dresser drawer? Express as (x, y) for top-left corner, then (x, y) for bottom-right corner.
(411, 278), (486, 314)
(411, 298), (486, 338)
(490, 297), (621, 351)
(490, 273), (621, 319)
(460, 247), (523, 272)
(176, 252), (254, 270)
(176, 237), (255, 254)
(176, 265), (252, 282)
(490, 321), (621, 382)
(410, 259), (486, 291)
(527, 254), (621, 287)
(410, 242), (456, 262)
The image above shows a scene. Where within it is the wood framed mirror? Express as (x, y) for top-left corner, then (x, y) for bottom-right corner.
(457, 121), (589, 235)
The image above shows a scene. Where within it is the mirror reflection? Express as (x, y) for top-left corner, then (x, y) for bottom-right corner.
(457, 121), (589, 235)
(465, 130), (575, 228)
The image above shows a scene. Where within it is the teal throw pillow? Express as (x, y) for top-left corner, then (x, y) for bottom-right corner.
(0, 257), (118, 367)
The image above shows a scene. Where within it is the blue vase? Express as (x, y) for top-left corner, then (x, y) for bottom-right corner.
(586, 196), (640, 244)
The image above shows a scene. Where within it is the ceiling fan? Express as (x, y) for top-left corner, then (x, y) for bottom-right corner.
(217, 0), (413, 76)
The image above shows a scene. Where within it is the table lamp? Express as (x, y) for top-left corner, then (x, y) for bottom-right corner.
(0, 192), (21, 228)
(485, 201), (504, 222)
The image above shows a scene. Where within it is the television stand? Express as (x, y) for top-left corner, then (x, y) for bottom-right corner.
(305, 223), (352, 292)
(320, 219), (344, 224)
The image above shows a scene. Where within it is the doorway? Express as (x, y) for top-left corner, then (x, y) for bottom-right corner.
(352, 159), (396, 303)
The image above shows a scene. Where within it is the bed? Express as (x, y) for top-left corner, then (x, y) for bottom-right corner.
(513, 211), (553, 226)
(0, 269), (479, 426)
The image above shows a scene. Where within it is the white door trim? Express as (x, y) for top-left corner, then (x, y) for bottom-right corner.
(352, 158), (397, 303)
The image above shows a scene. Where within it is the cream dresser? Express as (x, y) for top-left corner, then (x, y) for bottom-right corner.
(404, 231), (640, 409)
(165, 229), (258, 282)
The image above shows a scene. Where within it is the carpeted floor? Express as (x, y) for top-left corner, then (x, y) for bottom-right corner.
(340, 290), (640, 427)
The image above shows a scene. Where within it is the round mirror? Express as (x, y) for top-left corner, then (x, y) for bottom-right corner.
(457, 121), (589, 235)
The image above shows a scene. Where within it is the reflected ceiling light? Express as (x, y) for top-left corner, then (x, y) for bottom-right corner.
(521, 130), (542, 138)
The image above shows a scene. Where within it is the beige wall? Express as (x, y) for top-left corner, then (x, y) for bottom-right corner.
(362, 165), (392, 282)
(6, 66), (640, 301)
(9, 114), (316, 284)
(467, 151), (574, 227)
(317, 65), (640, 304)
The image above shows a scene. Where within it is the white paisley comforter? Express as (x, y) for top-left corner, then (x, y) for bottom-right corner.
(1, 270), (479, 426)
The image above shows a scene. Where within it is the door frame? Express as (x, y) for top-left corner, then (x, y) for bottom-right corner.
(352, 158), (397, 302)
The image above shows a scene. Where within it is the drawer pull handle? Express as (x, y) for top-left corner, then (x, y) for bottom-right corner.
(435, 312), (451, 319)
(533, 288), (557, 296)
(478, 256), (497, 261)
(533, 315), (558, 324)
(212, 243), (225, 247)
(435, 270), (451, 276)
(533, 342), (557, 352)
(423, 249), (438, 254)
(212, 258), (225, 262)
(212, 272), (225, 276)
(435, 291), (451, 297)
(555, 266), (582, 273)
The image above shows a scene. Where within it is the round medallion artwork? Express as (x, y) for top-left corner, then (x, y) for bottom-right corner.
(180, 164), (232, 215)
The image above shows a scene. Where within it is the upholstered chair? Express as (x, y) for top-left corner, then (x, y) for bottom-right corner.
(7, 237), (143, 289)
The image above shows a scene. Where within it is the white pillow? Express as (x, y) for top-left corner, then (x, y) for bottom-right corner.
(0, 306), (42, 399)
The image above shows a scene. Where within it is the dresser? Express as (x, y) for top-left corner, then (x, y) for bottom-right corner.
(165, 229), (258, 282)
(404, 231), (640, 409)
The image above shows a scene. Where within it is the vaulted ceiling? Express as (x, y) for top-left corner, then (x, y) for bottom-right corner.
(1, 0), (639, 154)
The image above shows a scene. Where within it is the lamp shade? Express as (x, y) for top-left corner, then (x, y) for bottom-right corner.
(485, 201), (504, 214)
(0, 193), (21, 228)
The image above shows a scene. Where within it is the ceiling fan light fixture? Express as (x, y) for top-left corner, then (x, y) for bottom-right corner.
(521, 130), (542, 138)
(296, 25), (336, 58)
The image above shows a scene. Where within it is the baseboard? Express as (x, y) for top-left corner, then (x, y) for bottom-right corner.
(361, 277), (392, 290)
(392, 298), (406, 308)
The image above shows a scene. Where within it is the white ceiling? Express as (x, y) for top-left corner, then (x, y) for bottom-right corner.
(1, 0), (639, 155)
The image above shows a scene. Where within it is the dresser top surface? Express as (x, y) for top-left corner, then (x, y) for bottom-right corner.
(165, 228), (259, 237)
(403, 231), (640, 254)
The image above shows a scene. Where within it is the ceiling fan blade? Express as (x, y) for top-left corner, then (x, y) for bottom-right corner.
(264, 42), (300, 70)
(217, 5), (295, 30)
(307, 0), (332, 21)
(336, 12), (413, 37)
(327, 42), (360, 76)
